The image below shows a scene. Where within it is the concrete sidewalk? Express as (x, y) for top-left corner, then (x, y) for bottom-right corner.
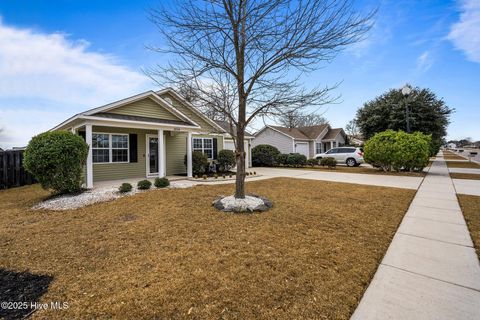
(351, 152), (480, 320)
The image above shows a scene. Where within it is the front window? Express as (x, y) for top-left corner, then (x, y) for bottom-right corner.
(92, 133), (129, 163)
(193, 138), (213, 159)
(92, 134), (110, 163)
(315, 143), (322, 154)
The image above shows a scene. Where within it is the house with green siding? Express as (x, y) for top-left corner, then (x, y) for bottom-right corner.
(51, 88), (253, 188)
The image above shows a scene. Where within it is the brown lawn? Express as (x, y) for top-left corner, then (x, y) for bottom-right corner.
(442, 151), (467, 160)
(450, 173), (480, 180)
(446, 161), (480, 169)
(0, 178), (415, 319)
(458, 195), (480, 259)
(289, 165), (426, 177)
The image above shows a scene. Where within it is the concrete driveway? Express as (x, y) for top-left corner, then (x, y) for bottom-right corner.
(252, 167), (423, 190)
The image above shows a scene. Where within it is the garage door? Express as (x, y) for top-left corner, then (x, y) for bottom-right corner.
(295, 142), (309, 158)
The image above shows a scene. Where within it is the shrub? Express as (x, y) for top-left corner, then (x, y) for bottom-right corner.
(214, 174), (218, 179)
(202, 174), (207, 179)
(194, 175), (198, 179)
(275, 153), (289, 166)
(253, 171), (256, 175)
(184, 151), (208, 175)
(137, 179), (152, 190)
(23, 131), (89, 194)
(229, 174), (232, 178)
(252, 144), (280, 167)
(154, 177), (170, 188)
(287, 153), (307, 167)
(320, 157), (337, 168)
(364, 130), (430, 172)
(307, 158), (318, 167)
(217, 149), (236, 172)
(222, 174), (226, 179)
(118, 183), (133, 193)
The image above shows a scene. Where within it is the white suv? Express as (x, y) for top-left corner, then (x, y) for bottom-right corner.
(315, 147), (364, 167)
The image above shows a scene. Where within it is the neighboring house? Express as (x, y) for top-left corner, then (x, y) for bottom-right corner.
(347, 135), (364, 146)
(252, 124), (346, 158)
(447, 142), (457, 149)
(51, 88), (253, 188)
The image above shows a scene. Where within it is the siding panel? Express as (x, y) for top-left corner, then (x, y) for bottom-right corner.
(252, 127), (293, 154)
(102, 97), (181, 121)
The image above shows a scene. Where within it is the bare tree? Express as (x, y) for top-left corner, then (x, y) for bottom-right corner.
(148, 0), (373, 198)
(278, 110), (329, 128)
(345, 119), (359, 137)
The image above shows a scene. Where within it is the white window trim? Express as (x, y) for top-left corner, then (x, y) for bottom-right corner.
(315, 142), (322, 154)
(92, 132), (129, 164)
(193, 137), (214, 160)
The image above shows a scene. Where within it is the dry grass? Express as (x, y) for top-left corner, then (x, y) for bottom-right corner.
(458, 195), (480, 259)
(0, 179), (415, 319)
(442, 151), (466, 160)
(290, 165), (426, 177)
(446, 161), (480, 169)
(450, 173), (480, 180)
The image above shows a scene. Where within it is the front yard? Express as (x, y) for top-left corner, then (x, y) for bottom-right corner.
(285, 165), (427, 177)
(0, 178), (415, 319)
(446, 161), (480, 169)
(458, 194), (480, 259)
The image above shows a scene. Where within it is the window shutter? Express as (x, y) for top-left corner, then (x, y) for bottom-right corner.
(213, 138), (218, 160)
(129, 134), (138, 163)
(79, 131), (86, 141)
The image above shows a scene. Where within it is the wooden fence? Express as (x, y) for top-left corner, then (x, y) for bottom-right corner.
(0, 150), (36, 189)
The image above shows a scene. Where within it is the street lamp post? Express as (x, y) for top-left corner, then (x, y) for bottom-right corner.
(401, 84), (412, 133)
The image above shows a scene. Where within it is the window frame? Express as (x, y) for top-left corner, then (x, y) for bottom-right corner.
(315, 142), (322, 154)
(92, 132), (130, 164)
(192, 137), (214, 160)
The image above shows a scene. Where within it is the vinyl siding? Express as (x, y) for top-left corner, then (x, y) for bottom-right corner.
(166, 132), (188, 175)
(159, 92), (220, 133)
(92, 126), (156, 182)
(100, 97), (181, 121)
(252, 127), (293, 154)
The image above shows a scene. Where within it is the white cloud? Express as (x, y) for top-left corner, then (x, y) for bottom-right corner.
(447, 0), (480, 63)
(416, 51), (433, 72)
(0, 18), (152, 148)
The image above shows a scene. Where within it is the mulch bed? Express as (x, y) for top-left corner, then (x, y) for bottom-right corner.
(0, 179), (415, 319)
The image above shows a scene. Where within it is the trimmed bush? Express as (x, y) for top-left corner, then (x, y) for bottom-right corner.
(154, 177), (170, 188)
(320, 157), (337, 168)
(119, 183), (133, 193)
(137, 179), (152, 190)
(275, 153), (289, 166)
(364, 130), (431, 172)
(252, 144), (280, 167)
(184, 151), (208, 175)
(23, 131), (89, 194)
(217, 149), (236, 172)
(287, 153), (307, 167)
(306, 158), (318, 167)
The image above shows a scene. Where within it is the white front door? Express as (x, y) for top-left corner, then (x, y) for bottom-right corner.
(295, 142), (309, 158)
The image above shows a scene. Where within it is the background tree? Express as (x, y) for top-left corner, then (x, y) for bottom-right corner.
(149, 0), (373, 198)
(278, 110), (329, 128)
(355, 86), (453, 155)
(345, 119), (360, 137)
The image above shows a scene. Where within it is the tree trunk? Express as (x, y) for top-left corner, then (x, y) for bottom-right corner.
(234, 124), (246, 199)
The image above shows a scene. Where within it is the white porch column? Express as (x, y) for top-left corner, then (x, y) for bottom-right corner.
(330, 141), (333, 150)
(85, 124), (93, 189)
(158, 129), (165, 177)
(187, 132), (193, 178)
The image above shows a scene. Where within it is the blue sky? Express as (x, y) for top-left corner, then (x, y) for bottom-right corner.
(0, 0), (479, 148)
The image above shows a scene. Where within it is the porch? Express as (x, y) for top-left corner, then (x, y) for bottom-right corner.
(73, 122), (195, 188)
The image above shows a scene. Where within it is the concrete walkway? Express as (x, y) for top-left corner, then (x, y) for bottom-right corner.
(352, 152), (480, 320)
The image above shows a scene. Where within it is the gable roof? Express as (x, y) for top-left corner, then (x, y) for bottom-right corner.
(214, 120), (254, 138)
(156, 88), (227, 134)
(297, 124), (329, 140)
(269, 126), (310, 140)
(322, 128), (345, 140)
